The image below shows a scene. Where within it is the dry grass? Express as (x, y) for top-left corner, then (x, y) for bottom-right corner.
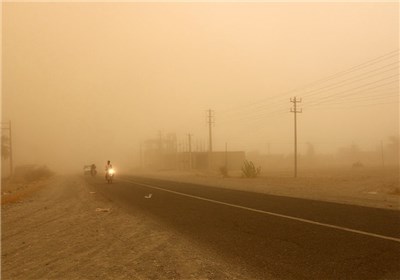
(1, 165), (54, 205)
(1, 180), (49, 204)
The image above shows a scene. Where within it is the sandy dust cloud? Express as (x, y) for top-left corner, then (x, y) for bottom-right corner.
(2, 2), (399, 174)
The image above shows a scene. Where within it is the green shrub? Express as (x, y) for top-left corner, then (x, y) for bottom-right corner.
(241, 160), (261, 178)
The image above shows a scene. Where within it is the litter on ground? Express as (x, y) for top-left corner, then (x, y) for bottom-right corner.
(95, 208), (111, 212)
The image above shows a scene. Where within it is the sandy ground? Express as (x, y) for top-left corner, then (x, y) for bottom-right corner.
(1, 176), (257, 280)
(2, 167), (398, 279)
(133, 167), (400, 210)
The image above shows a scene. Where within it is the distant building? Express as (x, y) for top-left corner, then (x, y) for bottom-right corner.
(143, 133), (177, 170)
(142, 133), (245, 171)
(189, 151), (245, 170)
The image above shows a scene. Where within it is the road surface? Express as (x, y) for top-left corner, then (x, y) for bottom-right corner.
(86, 175), (400, 279)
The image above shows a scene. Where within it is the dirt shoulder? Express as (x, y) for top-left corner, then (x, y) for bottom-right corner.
(1, 165), (55, 205)
(1, 175), (260, 280)
(132, 167), (400, 210)
(1, 178), (51, 205)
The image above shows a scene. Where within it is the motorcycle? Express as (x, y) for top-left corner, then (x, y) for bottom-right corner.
(105, 168), (115, 183)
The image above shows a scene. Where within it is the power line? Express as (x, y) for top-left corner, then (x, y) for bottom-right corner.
(221, 80), (398, 124)
(218, 51), (398, 125)
(308, 91), (398, 106)
(219, 49), (399, 115)
(305, 77), (399, 107)
(220, 76), (398, 125)
(219, 107), (289, 125)
(296, 64), (398, 99)
(307, 100), (400, 111)
(214, 51), (398, 145)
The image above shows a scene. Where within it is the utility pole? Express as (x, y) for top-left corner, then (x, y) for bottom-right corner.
(206, 109), (215, 170)
(207, 109), (214, 152)
(290, 97), (302, 178)
(381, 140), (385, 168)
(225, 142), (228, 170)
(9, 121), (13, 177)
(158, 131), (163, 152)
(178, 141), (182, 170)
(140, 143), (143, 169)
(1, 121), (13, 177)
(188, 133), (193, 169)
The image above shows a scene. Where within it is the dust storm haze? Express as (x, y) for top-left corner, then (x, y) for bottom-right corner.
(2, 2), (399, 174)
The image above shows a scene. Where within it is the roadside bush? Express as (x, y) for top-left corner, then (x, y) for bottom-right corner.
(241, 160), (261, 178)
(12, 165), (54, 183)
(391, 187), (400, 196)
(352, 161), (364, 168)
(219, 166), (229, 178)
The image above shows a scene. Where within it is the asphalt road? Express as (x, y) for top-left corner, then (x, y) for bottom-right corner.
(86, 175), (400, 279)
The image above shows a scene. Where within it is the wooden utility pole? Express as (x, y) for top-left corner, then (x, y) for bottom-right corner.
(1, 121), (13, 177)
(158, 131), (163, 152)
(140, 143), (143, 169)
(225, 142), (228, 170)
(381, 140), (385, 168)
(178, 141), (182, 170)
(290, 97), (302, 178)
(207, 109), (214, 152)
(188, 133), (193, 169)
(206, 109), (215, 170)
(9, 121), (13, 176)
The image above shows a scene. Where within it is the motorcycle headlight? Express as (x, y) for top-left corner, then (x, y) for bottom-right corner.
(108, 169), (115, 175)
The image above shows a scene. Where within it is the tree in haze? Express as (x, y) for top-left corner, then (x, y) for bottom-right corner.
(1, 135), (10, 160)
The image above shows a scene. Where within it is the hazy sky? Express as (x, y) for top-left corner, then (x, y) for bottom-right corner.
(2, 2), (399, 172)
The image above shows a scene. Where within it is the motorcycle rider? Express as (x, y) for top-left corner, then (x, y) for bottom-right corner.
(105, 160), (113, 179)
